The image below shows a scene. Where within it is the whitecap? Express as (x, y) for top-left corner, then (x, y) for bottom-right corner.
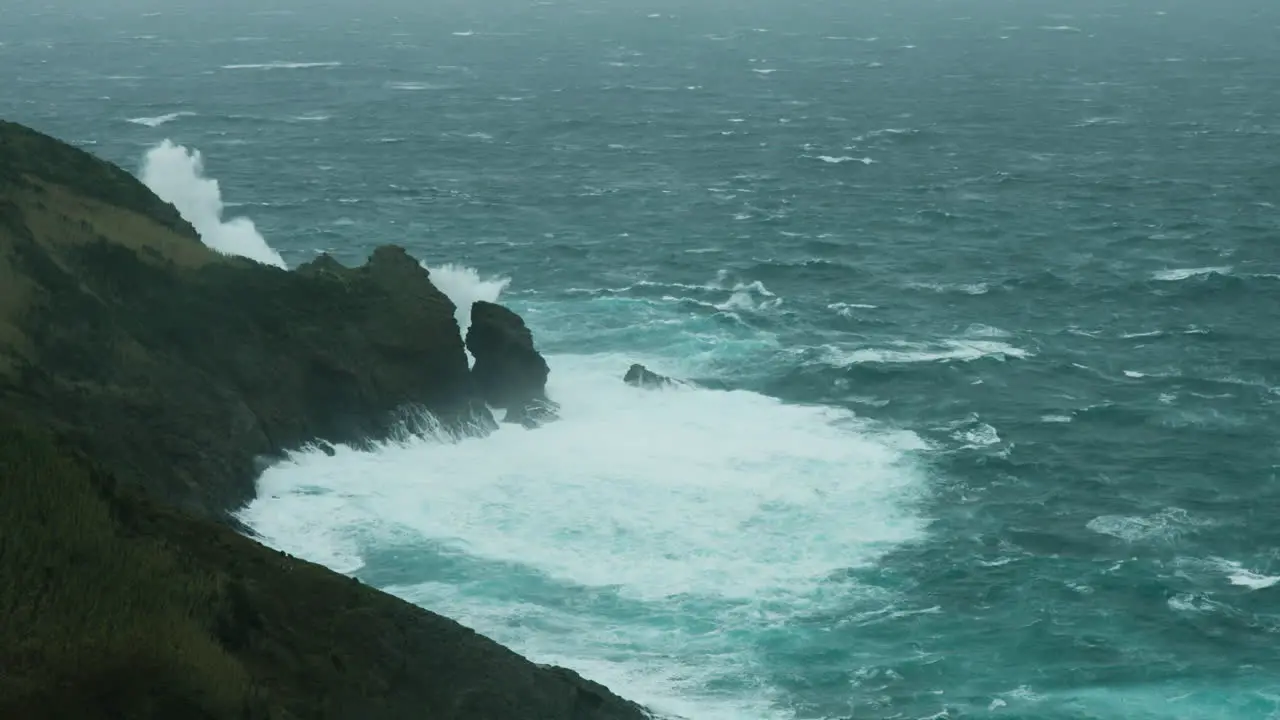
(1212, 558), (1280, 590)
(1152, 266), (1231, 281)
(1167, 593), (1231, 614)
(220, 61), (342, 70)
(714, 281), (781, 312)
(822, 339), (1031, 365)
(964, 324), (1010, 338)
(126, 111), (195, 127)
(955, 422), (1000, 448)
(1086, 508), (1203, 543)
(908, 281), (989, 295)
(387, 81), (449, 91)
(828, 302), (878, 317)
(815, 155), (875, 165)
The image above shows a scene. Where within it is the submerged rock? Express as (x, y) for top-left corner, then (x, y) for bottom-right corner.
(623, 363), (677, 389)
(466, 300), (558, 424)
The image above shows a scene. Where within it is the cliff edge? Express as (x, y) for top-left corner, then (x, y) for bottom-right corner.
(0, 119), (650, 720)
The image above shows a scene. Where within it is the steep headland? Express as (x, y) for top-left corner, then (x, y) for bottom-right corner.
(0, 119), (648, 720)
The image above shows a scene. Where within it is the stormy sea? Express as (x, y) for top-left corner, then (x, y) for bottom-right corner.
(4, 0), (1279, 717)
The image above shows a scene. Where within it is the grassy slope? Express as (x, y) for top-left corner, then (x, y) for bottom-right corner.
(0, 420), (642, 720)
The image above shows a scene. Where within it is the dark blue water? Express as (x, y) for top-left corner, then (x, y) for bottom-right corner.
(5, 0), (1280, 717)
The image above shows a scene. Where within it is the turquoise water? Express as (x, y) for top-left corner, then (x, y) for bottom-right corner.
(5, 1), (1280, 717)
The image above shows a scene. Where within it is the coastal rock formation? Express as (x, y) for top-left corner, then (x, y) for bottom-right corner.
(1, 118), (494, 517)
(623, 363), (678, 390)
(0, 421), (649, 720)
(0, 119), (650, 719)
(466, 299), (558, 426)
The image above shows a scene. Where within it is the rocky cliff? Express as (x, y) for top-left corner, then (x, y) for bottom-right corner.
(0, 119), (648, 720)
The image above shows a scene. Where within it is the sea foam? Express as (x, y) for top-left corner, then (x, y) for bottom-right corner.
(238, 343), (930, 718)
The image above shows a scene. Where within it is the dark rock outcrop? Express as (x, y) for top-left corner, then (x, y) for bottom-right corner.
(466, 300), (559, 425)
(0, 123), (493, 518)
(623, 363), (678, 390)
(0, 119), (650, 720)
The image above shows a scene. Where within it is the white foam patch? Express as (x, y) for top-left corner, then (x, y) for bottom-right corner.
(828, 302), (879, 317)
(221, 61), (342, 70)
(126, 111), (195, 127)
(238, 352), (930, 718)
(823, 339), (1031, 365)
(1152, 266), (1231, 281)
(714, 280), (779, 312)
(955, 422), (1001, 448)
(140, 140), (287, 268)
(815, 155), (875, 165)
(1212, 558), (1280, 590)
(1086, 508), (1205, 544)
(908, 281), (989, 295)
(387, 81), (450, 91)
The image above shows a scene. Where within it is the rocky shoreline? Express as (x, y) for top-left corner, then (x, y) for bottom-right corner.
(0, 119), (653, 719)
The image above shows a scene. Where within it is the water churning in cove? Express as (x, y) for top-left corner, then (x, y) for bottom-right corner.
(5, 0), (1280, 716)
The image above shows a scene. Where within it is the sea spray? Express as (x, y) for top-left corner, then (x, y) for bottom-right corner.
(423, 262), (511, 336)
(140, 140), (287, 268)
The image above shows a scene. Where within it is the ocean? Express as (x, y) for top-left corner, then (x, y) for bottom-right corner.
(4, 0), (1279, 717)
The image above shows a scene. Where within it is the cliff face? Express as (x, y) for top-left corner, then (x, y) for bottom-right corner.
(0, 119), (494, 518)
(0, 120), (647, 720)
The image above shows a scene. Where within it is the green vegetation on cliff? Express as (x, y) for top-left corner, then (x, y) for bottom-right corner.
(0, 421), (258, 719)
(0, 119), (195, 236)
(0, 420), (644, 719)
